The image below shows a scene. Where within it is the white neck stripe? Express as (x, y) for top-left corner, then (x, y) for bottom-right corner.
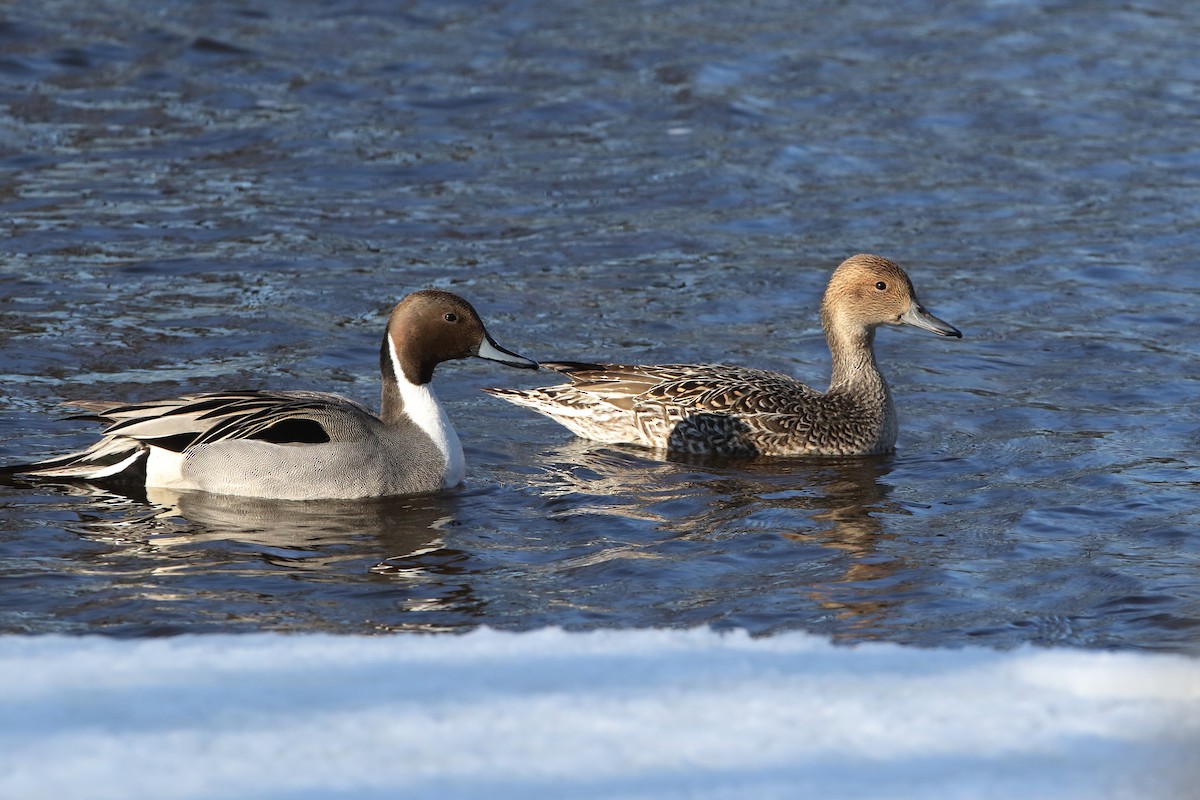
(388, 334), (465, 487)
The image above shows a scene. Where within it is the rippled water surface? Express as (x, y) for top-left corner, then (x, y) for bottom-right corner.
(1, 0), (1198, 652)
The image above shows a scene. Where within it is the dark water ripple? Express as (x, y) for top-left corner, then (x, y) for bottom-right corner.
(0, 0), (1198, 652)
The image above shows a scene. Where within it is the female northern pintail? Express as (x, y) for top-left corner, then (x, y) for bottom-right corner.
(11, 290), (538, 499)
(485, 254), (961, 457)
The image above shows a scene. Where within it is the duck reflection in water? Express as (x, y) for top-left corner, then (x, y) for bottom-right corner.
(149, 489), (487, 630)
(10, 478), (485, 633)
(523, 439), (914, 636)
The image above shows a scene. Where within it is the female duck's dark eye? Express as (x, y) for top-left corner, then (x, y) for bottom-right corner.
(875, 281), (887, 291)
(444, 312), (458, 323)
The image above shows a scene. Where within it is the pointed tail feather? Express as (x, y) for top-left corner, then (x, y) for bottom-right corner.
(5, 437), (148, 481)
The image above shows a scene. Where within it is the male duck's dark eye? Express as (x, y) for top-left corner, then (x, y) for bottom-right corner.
(444, 312), (458, 323)
(875, 281), (887, 291)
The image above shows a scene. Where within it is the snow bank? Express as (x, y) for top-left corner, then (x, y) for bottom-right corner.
(1, 628), (1196, 799)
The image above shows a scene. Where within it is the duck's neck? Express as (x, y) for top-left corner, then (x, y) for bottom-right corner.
(820, 309), (898, 454)
(380, 332), (406, 424)
(380, 332), (465, 485)
(824, 321), (888, 395)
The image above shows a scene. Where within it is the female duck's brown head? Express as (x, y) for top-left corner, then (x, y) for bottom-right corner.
(820, 253), (961, 339)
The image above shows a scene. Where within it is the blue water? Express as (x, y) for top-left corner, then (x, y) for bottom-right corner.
(1, 0), (1198, 651)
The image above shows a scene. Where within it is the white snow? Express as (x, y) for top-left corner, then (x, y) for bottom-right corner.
(1, 628), (1196, 800)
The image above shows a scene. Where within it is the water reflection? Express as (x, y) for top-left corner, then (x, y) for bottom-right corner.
(509, 440), (912, 636)
(143, 488), (455, 556)
(138, 489), (491, 632)
(8, 441), (916, 637)
(533, 439), (897, 538)
(667, 451), (914, 638)
(0, 478), (487, 633)
(16, 479), (457, 555)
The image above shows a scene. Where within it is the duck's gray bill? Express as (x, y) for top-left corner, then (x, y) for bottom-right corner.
(477, 335), (539, 369)
(900, 304), (962, 338)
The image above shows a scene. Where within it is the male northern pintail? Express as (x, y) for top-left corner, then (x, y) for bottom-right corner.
(485, 254), (960, 457)
(11, 290), (538, 499)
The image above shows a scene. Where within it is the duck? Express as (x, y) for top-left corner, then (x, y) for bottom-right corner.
(484, 254), (960, 457)
(10, 290), (538, 499)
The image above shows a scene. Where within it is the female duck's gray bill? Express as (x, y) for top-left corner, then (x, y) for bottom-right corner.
(477, 335), (539, 369)
(900, 303), (962, 338)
